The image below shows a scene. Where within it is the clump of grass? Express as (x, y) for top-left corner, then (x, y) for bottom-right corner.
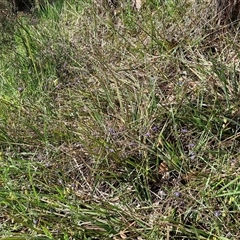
(1, 0), (240, 239)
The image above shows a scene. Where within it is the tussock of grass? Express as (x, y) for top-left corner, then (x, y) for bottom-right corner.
(1, 0), (240, 239)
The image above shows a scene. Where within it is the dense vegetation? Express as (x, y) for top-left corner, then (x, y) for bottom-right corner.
(1, 0), (240, 239)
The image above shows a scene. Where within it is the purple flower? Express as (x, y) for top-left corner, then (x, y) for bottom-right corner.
(174, 191), (181, 197)
(189, 155), (195, 160)
(18, 87), (23, 92)
(179, 201), (184, 206)
(188, 143), (195, 148)
(214, 210), (221, 217)
(226, 232), (232, 238)
(109, 128), (117, 136)
(181, 128), (188, 133)
(152, 126), (158, 132)
(144, 132), (151, 137)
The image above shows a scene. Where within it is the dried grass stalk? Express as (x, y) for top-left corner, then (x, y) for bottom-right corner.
(215, 0), (240, 25)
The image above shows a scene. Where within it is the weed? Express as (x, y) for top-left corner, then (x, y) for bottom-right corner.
(0, 0), (240, 239)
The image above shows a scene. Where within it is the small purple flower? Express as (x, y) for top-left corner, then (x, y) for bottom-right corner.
(109, 128), (117, 136)
(152, 126), (158, 132)
(109, 128), (115, 133)
(18, 87), (23, 92)
(214, 210), (221, 217)
(179, 201), (184, 206)
(174, 191), (181, 197)
(144, 132), (151, 137)
(226, 232), (232, 238)
(188, 143), (195, 148)
(189, 155), (196, 160)
(181, 128), (188, 133)
(106, 146), (115, 153)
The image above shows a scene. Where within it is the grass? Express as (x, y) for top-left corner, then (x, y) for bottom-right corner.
(0, 0), (240, 239)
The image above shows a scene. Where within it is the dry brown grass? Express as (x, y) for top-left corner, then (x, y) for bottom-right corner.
(215, 0), (240, 25)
